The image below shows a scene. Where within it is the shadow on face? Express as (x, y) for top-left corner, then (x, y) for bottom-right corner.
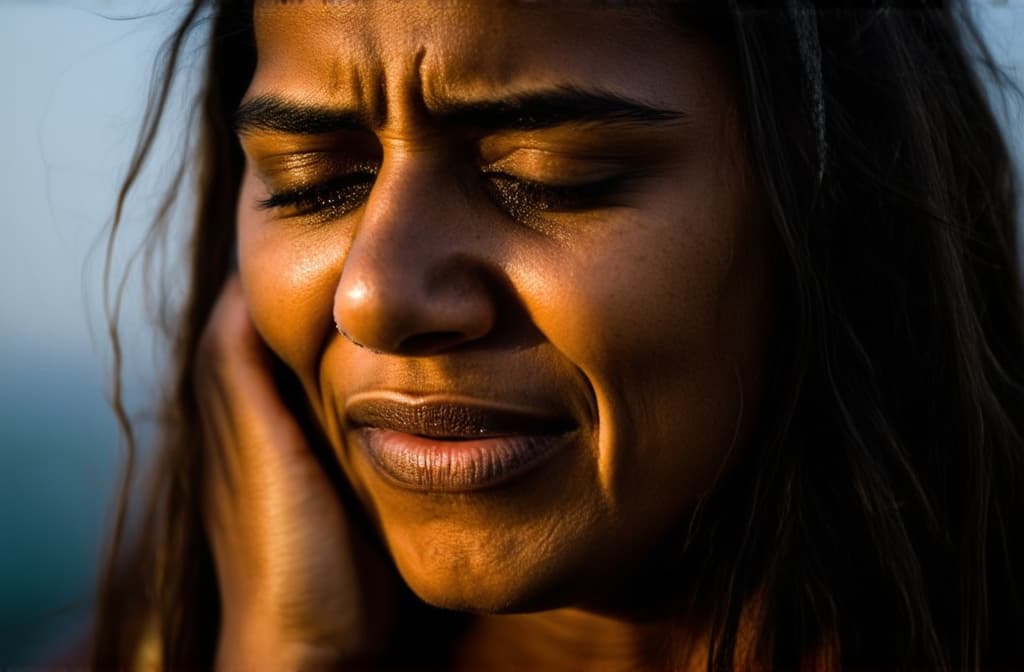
(235, 0), (773, 615)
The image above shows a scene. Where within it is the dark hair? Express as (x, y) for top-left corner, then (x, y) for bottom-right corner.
(93, 1), (1024, 669)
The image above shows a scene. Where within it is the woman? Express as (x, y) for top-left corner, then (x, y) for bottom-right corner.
(92, 1), (1024, 669)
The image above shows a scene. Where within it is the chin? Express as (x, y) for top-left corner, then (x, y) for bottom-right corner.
(385, 523), (611, 616)
(399, 568), (572, 616)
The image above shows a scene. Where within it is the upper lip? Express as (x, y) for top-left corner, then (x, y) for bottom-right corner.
(346, 393), (576, 439)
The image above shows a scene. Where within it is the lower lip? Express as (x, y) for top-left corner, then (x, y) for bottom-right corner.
(360, 428), (571, 493)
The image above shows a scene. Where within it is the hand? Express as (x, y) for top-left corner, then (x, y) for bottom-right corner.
(197, 276), (395, 670)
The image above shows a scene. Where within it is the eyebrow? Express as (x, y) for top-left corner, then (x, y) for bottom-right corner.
(233, 86), (687, 136)
(436, 87), (688, 130)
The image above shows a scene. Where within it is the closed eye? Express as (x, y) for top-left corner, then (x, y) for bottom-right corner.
(257, 171), (377, 219)
(256, 169), (623, 225)
(483, 172), (623, 222)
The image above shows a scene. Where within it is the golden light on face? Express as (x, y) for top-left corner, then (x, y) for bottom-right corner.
(236, 0), (773, 614)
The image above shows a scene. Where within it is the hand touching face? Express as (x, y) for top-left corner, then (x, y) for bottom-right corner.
(236, 0), (773, 614)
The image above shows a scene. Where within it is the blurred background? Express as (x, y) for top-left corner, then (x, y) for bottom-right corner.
(1, 0), (1023, 666)
(1, 1), (197, 663)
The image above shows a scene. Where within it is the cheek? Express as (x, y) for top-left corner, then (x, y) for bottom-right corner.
(517, 195), (770, 498)
(236, 200), (344, 379)
(524, 210), (746, 385)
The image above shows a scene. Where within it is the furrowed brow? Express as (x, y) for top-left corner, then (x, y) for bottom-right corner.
(233, 87), (687, 136)
(233, 95), (365, 136)
(434, 86), (688, 131)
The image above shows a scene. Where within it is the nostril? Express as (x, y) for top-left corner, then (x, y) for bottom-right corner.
(398, 331), (471, 356)
(334, 246), (499, 355)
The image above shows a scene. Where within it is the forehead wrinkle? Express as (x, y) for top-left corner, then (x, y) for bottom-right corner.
(412, 22), (537, 115)
(252, 0), (696, 134)
(331, 53), (388, 129)
(320, 5), (441, 131)
(252, 2), (391, 130)
(411, 7), (691, 113)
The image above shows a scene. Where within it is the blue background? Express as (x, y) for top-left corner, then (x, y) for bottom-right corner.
(2, 0), (1022, 665)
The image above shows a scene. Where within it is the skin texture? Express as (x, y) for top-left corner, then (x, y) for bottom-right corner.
(200, 278), (400, 669)
(219, 0), (773, 666)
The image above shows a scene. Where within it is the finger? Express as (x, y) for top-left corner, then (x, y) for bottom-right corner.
(197, 276), (301, 549)
(197, 275), (341, 542)
(197, 275), (310, 451)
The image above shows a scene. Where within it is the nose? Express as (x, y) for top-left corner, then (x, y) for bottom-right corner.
(333, 159), (498, 355)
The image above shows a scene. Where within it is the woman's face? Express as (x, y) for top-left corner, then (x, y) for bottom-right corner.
(236, 1), (772, 613)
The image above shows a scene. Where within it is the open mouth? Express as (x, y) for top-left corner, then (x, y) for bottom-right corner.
(346, 395), (577, 492)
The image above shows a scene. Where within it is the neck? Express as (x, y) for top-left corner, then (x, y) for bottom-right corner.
(453, 608), (678, 671)
(450, 579), (766, 672)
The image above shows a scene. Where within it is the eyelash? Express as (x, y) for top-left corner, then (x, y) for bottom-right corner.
(257, 172), (376, 218)
(257, 170), (618, 222)
(483, 172), (619, 221)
